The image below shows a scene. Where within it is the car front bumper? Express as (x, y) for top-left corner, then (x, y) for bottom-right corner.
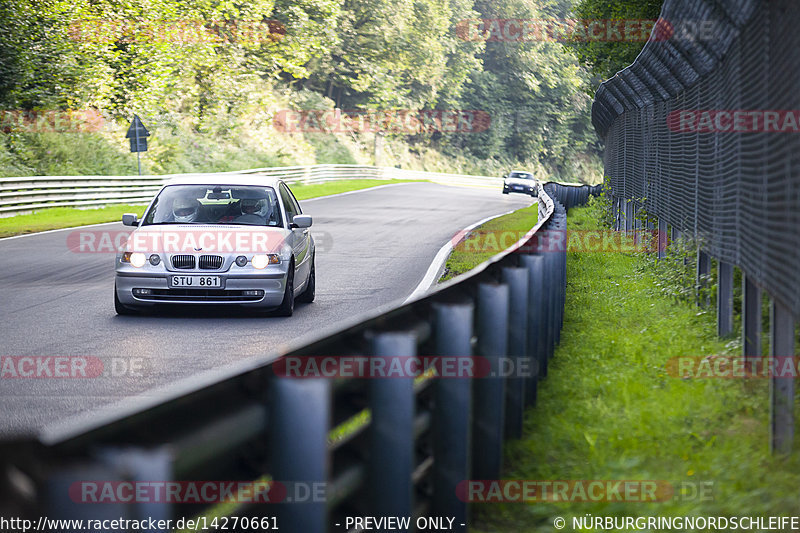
(115, 268), (288, 309)
(503, 183), (537, 195)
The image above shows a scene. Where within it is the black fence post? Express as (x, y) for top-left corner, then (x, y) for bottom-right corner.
(696, 250), (710, 307)
(717, 261), (734, 337)
(657, 218), (668, 261)
(770, 300), (795, 455)
(742, 274), (762, 360)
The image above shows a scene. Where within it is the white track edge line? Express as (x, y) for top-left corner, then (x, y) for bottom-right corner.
(403, 206), (524, 303)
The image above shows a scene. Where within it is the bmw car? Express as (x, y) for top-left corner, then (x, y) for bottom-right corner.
(114, 176), (315, 317)
(502, 170), (538, 196)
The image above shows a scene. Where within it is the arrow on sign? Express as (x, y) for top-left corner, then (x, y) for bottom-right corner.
(126, 114), (150, 152)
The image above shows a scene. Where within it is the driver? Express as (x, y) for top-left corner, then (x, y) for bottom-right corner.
(173, 197), (200, 223)
(240, 198), (269, 218)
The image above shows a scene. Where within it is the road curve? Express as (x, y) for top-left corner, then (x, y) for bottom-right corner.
(0, 182), (534, 437)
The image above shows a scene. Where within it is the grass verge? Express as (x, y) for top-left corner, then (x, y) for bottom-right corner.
(472, 198), (800, 531)
(439, 202), (539, 282)
(0, 179), (418, 239)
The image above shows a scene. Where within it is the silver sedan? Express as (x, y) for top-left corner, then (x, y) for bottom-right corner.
(114, 176), (315, 316)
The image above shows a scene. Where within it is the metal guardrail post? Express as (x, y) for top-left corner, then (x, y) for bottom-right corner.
(717, 261), (734, 337)
(472, 283), (509, 480)
(47, 447), (172, 532)
(269, 377), (330, 531)
(432, 302), (473, 531)
(520, 255), (544, 406)
(46, 463), (130, 532)
(542, 246), (556, 367)
(769, 300), (796, 454)
(559, 216), (567, 336)
(742, 274), (762, 360)
(502, 267), (528, 439)
(369, 332), (416, 517)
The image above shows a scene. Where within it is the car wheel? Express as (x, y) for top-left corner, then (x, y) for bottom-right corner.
(502, 189), (509, 194)
(114, 284), (136, 316)
(274, 260), (295, 317)
(297, 255), (315, 303)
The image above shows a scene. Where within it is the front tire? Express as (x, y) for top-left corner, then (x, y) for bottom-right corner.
(297, 255), (315, 303)
(274, 261), (295, 317)
(114, 284), (136, 315)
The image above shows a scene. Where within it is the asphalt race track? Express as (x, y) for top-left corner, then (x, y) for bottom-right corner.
(0, 182), (534, 437)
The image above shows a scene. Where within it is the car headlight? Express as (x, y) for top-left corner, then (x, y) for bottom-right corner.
(252, 254), (280, 269)
(122, 252), (147, 267)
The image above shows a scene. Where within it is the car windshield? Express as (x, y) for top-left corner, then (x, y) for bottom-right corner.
(142, 185), (282, 227)
(509, 172), (534, 180)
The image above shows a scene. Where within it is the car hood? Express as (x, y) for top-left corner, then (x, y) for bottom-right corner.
(125, 224), (290, 255)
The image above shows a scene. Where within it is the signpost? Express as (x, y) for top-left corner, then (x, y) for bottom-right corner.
(126, 115), (150, 175)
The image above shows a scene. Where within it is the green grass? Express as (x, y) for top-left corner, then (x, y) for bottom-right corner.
(0, 204), (151, 238)
(0, 179), (419, 238)
(472, 199), (800, 531)
(288, 178), (417, 200)
(439, 203), (539, 282)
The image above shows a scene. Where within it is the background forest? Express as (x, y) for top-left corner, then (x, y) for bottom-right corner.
(0, 0), (661, 181)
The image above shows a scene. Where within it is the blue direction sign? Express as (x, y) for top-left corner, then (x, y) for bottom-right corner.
(126, 115), (150, 175)
(126, 114), (150, 153)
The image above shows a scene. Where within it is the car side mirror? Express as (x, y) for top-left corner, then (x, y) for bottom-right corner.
(122, 213), (138, 226)
(291, 214), (312, 229)
(502, 174), (508, 179)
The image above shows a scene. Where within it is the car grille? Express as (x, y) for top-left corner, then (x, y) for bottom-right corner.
(171, 255), (196, 269)
(199, 255), (224, 270)
(134, 289), (263, 302)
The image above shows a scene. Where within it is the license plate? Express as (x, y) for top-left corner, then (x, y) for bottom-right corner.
(170, 275), (221, 288)
(513, 185), (523, 190)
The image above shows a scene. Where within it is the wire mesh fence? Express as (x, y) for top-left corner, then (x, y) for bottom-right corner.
(594, 0), (799, 320)
(594, 0), (799, 453)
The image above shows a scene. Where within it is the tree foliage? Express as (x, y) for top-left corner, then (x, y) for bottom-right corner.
(568, 0), (664, 88)
(0, 0), (606, 179)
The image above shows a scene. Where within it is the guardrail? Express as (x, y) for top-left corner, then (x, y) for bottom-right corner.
(0, 165), (505, 216)
(0, 182), (599, 532)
